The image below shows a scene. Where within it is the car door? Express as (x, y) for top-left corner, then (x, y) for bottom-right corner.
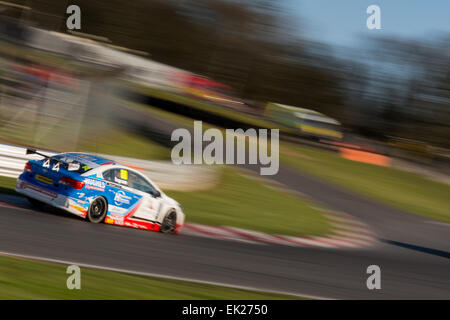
(102, 168), (141, 216)
(126, 170), (163, 222)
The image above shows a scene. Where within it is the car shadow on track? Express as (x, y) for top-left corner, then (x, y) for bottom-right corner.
(0, 192), (85, 222)
(0, 186), (19, 197)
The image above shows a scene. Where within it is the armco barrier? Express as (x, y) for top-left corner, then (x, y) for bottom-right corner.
(0, 143), (218, 191)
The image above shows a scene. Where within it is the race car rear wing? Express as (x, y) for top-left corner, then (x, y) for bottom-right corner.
(26, 148), (70, 171)
(26, 148), (52, 159)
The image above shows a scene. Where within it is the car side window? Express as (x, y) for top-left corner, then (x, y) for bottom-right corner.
(102, 169), (115, 182)
(102, 169), (129, 187)
(129, 172), (158, 196)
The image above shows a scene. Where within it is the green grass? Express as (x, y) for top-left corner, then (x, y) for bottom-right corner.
(0, 255), (302, 299)
(280, 143), (450, 223)
(0, 176), (18, 196)
(0, 125), (171, 162)
(77, 128), (170, 160)
(167, 167), (330, 236)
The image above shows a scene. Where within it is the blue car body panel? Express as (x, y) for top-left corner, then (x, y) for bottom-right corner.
(17, 153), (141, 218)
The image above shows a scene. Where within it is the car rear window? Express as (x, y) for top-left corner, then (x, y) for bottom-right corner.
(48, 155), (96, 174)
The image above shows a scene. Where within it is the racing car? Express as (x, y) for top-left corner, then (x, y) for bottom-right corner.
(15, 150), (185, 234)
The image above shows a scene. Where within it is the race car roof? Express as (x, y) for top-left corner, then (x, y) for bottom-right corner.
(58, 153), (115, 167)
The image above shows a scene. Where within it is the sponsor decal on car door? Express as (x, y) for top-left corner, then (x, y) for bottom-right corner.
(105, 182), (140, 214)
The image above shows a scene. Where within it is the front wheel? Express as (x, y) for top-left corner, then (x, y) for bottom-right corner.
(160, 211), (177, 234)
(87, 197), (107, 223)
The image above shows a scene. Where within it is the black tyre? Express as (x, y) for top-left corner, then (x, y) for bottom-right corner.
(87, 197), (107, 223)
(27, 197), (45, 209)
(160, 211), (177, 234)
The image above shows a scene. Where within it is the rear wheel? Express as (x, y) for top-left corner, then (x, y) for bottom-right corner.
(87, 197), (107, 223)
(160, 211), (177, 234)
(26, 197), (45, 209)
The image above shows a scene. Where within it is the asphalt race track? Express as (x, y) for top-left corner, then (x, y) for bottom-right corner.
(0, 162), (449, 299)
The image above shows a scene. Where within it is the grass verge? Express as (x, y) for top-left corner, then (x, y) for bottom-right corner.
(0, 124), (170, 161)
(0, 176), (18, 196)
(166, 167), (330, 236)
(280, 142), (450, 223)
(0, 255), (302, 299)
(77, 128), (170, 160)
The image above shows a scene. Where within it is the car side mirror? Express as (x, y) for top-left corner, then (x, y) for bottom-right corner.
(152, 190), (161, 198)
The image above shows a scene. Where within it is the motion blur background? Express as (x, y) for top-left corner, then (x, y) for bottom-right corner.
(0, 0), (449, 160)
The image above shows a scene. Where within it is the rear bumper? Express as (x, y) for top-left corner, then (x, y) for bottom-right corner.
(16, 179), (87, 217)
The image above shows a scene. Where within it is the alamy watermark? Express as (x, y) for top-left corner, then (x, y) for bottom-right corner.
(171, 121), (279, 175)
(66, 5), (81, 30)
(366, 265), (381, 290)
(366, 5), (381, 30)
(66, 265), (81, 290)
(66, 4), (381, 32)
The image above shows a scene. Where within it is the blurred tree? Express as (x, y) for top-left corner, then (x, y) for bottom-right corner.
(4, 0), (448, 148)
(350, 36), (450, 147)
(9, 0), (344, 119)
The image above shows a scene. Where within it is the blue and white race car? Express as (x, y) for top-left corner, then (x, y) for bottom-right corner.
(16, 150), (185, 234)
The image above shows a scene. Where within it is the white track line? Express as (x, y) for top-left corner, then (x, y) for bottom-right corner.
(426, 221), (450, 227)
(0, 250), (332, 300)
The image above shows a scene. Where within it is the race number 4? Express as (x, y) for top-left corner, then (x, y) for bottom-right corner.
(42, 159), (60, 172)
(52, 162), (60, 172)
(43, 159), (50, 168)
